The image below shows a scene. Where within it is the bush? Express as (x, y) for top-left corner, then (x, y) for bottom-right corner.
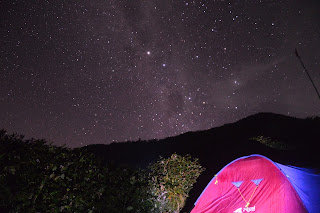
(0, 130), (204, 212)
(0, 130), (150, 212)
(148, 154), (205, 213)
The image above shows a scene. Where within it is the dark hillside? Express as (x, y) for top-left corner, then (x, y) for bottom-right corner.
(81, 112), (320, 212)
(82, 112), (320, 168)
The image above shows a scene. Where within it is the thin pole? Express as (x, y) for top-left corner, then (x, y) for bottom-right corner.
(295, 48), (320, 102)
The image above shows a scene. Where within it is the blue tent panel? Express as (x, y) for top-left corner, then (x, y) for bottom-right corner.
(275, 163), (320, 213)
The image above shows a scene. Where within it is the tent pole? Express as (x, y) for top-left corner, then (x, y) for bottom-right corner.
(295, 48), (320, 103)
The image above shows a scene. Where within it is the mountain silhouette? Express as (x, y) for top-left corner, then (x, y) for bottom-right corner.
(81, 112), (320, 212)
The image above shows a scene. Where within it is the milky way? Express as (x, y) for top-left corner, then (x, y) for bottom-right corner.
(1, 0), (320, 147)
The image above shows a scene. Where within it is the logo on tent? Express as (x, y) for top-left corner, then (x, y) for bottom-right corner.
(233, 206), (255, 212)
(234, 208), (243, 213)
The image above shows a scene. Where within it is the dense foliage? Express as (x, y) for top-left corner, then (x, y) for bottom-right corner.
(148, 154), (205, 213)
(0, 130), (151, 212)
(0, 130), (204, 212)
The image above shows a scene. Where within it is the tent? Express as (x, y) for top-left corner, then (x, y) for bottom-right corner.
(191, 154), (320, 213)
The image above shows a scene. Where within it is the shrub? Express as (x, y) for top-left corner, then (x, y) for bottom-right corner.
(0, 130), (204, 212)
(148, 154), (205, 213)
(0, 130), (150, 212)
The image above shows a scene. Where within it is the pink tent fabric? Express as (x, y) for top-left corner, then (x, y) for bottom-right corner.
(191, 155), (307, 213)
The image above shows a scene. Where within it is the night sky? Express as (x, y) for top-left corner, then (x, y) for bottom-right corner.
(1, 0), (320, 147)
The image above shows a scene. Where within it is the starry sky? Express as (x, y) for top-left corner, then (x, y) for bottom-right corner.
(1, 0), (320, 147)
